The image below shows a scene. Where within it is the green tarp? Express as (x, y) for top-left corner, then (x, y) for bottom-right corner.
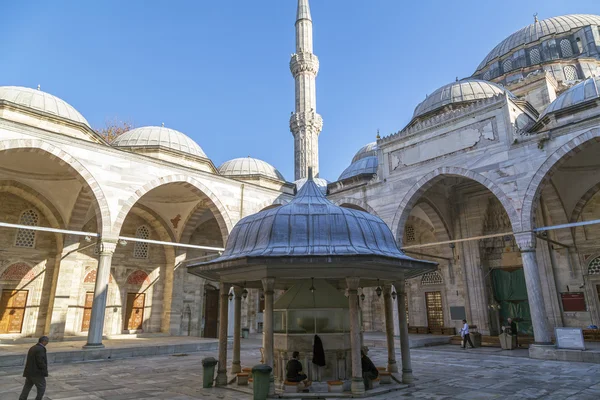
(491, 269), (533, 335)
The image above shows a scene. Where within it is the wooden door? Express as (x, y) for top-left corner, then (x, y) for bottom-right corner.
(125, 293), (145, 331)
(204, 289), (218, 338)
(81, 292), (94, 332)
(425, 291), (444, 328)
(0, 290), (28, 334)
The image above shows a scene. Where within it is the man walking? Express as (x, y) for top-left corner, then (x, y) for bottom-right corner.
(19, 336), (49, 400)
(460, 319), (475, 349)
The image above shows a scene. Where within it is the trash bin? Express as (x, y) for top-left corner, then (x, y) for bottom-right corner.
(242, 327), (250, 339)
(471, 332), (482, 348)
(499, 332), (517, 350)
(202, 357), (218, 388)
(252, 364), (272, 400)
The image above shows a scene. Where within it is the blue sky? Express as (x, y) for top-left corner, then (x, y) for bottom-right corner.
(1, 1), (598, 181)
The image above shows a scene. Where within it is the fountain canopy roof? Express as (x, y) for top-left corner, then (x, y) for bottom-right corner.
(187, 173), (436, 286)
(274, 280), (349, 310)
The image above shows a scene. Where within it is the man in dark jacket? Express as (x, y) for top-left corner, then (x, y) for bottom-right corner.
(361, 350), (379, 390)
(508, 317), (519, 347)
(19, 336), (49, 400)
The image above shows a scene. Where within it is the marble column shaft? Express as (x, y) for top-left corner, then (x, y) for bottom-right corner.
(232, 286), (243, 374)
(383, 285), (398, 373)
(84, 241), (116, 349)
(515, 232), (553, 344)
(262, 277), (275, 395)
(396, 279), (414, 384)
(216, 282), (229, 386)
(346, 277), (365, 395)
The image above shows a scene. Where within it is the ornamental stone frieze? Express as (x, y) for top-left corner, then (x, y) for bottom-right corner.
(290, 52), (320, 76)
(289, 111), (323, 133)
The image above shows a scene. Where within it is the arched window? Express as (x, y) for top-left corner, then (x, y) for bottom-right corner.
(588, 256), (600, 275)
(405, 225), (416, 242)
(529, 48), (541, 65)
(15, 209), (39, 248)
(482, 71), (491, 81)
(133, 226), (150, 259)
(576, 38), (583, 54)
(421, 271), (443, 285)
(0, 263), (34, 281)
(502, 58), (513, 73)
(560, 39), (573, 58)
(564, 65), (578, 81)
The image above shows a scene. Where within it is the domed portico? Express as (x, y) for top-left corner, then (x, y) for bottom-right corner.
(188, 171), (436, 395)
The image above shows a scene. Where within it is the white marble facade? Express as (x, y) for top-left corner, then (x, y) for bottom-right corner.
(1, 6), (600, 344)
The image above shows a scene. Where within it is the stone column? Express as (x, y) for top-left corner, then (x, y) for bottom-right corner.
(383, 285), (398, 373)
(231, 286), (243, 374)
(216, 282), (230, 386)
(346, 277), (364, 395)
(84, 240), (116, 349)
(395, 278), (413, 384)
(515, 232), (553, 344)
(262, 277), (276, 394)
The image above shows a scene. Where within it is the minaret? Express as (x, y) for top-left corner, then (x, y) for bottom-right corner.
(290, 0), (323, 180)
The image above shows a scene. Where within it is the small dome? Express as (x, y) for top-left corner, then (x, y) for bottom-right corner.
(476, 14), (600, 73)
(219, 157), (285, 181)
(214, 177), (408, 259)
(540, 76), (600, 118)
(339, 156), (378, 181)
(413, 79), (512, 119)
(352, 142), (378, 163)
(294, 177), (328, 195)
(0, 86), (89, 127)
(112, 126), (207, 158)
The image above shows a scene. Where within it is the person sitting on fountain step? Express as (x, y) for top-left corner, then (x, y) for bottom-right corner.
(286, 351), (311, 387)
(361, 350), (379, 390)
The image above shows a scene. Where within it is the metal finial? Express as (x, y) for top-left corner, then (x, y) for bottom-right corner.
(534, 13), (538, 23)
(456, 77), (459, 82)
(307, 166), (314, 180)
(376, 129), (381, 140)
(37, 85), (40, 91)
(161, 122), (165, 127)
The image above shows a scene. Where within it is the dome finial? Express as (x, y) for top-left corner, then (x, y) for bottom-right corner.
(307, 166), (314, 180)
(161, 122), (165, 127)
(37, 85), (40, 91)
(376, 129), (380, 140)
(534, 12), (538, 23)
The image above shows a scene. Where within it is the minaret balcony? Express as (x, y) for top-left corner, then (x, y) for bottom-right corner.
(290, 52), (320, 76)
(290, 111), (323, 133)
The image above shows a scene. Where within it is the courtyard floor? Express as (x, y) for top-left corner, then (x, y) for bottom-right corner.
(2, 336), (600, 399)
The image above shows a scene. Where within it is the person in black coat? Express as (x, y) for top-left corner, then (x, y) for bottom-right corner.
(508, 317), (519, 347)
(361, 350), (379, 390)
(19, 336), (49, 400)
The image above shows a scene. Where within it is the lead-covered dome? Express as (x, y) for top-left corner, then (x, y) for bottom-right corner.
(339, 156), (378, 181)
(0, 86), (89, 127)
(112, 126), (207, 158)
(413, 79), (512, 119)
(352, 142), (378, 163)
(219, 157), (285, 181)
(540, 76), (600, 119)
(476, 14), (600, 74)
(294, 177), (328, 195)
(215, 176), (408, 259)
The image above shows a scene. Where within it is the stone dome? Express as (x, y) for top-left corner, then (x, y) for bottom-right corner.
(215, 176), (408, 260)
(352, 142), (378, 163)
(475, 14), (600, 74)
(413, 79), (512, 119)
(339, 156), (378, 181)
(112, 126), (207, 158)
(294, 176), (328, 195)
(219, 157), (285, 181)
(540, 76), (600, 119)
(0, 86), (89, 127)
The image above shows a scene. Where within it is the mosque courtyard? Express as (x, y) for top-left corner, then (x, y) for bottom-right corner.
(1, 337), (600, 400)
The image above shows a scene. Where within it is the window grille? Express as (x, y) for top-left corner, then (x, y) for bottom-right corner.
(502, 59), (513, 73)
(482, 71), (491, 81)
(421, 271), (443, 285)
(133, 226), (150, 259)
(15, 210), (39, 248)
(560, 39), (573, 58)
(529, 48), (541, 65)
(405, 225), (416, 242)
(589, 257), (600, 275)
(564, 65), (578, 81)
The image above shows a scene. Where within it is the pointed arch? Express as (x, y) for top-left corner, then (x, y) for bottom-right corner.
(392, 166), (520, 242)
(0, 139), (111, 236)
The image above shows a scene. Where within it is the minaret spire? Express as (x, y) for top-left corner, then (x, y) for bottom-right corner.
(290, 0), (323, 181)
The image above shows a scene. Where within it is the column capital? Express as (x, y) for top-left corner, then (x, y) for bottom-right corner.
(346, 277), (360, 291)
(383, 284), (393, 298)
(262, 277), (276, 293)
(514, 231), (537, 252)
(394, 278), (407, 295)
(98, 240), (117, 255)
(233, 285), (244, 298)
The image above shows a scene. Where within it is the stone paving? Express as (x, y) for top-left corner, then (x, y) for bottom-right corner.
(2, 338), (600, 399)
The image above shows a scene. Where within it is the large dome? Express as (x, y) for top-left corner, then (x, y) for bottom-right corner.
(112, 126), (207, 158)
(0, 86), (89, 127)
(475, 14), (600, 74)
(413, 79), (512, 119)
(219, 157), (285, 181)
(540, 76), (600, 119)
